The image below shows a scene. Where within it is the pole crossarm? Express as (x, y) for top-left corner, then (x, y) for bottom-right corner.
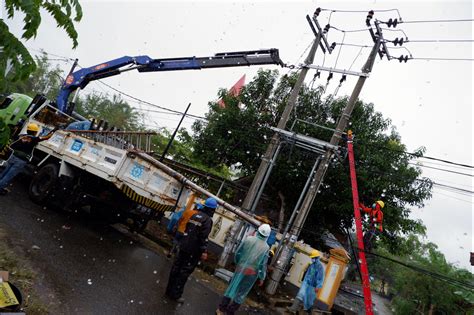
(304, 64), (370, 77)
(269, 127), (339, 154)
(310, 15), (334, 53)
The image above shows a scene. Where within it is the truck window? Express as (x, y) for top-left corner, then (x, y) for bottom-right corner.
(33, 104), (76, 127)
(0, 95), (13, 110)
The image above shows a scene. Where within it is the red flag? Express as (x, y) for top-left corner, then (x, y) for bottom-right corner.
(218, 74), (246, 109)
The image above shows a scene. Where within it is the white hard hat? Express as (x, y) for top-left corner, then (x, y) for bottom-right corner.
(257, 224), (271, 237)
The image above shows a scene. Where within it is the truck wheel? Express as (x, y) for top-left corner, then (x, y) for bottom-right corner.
(29, 163), (59, 204)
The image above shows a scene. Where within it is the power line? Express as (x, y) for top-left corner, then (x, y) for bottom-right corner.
(409, 163), (474, 178)
(398, 18), (474, 24)
(330, 26), (371, 33)
(335, 42), (371, 48)
(339, 39), (474, 47)
(356, 141), (473, 169)
(353, 158), (472, 195)
(431, 181), (473, 194)
(432, 185), (473, 197)
(404, 39), (474, 43)
(417, 156), (473, 169)
(321, 8), (401, 13)
(28, 47), (76, 62)
(320, 8), (402, 20)
(362, 247), (474, 291)
(348, 46), (366, 71)
(93, 78), (207, 121)
(303, 225), (474, 290)
(421, 161), (472, 170)
(427, 176), (473, 188)
(406, 57), (474, 61)
(431, 189), (474, 204)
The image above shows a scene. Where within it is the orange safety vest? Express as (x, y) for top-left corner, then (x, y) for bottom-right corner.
(177, 209), (198, 234)
(360, 203), (384, 232)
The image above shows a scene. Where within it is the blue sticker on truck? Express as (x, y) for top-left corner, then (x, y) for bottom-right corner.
(70, 139), (83, 152)
(130, 163), (144, 179)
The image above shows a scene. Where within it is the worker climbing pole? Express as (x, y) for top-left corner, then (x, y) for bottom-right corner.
(346, 130), (374, 315)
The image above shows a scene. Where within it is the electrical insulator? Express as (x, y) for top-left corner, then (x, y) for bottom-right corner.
(324, 24), (330, 34)
(315, 71), (321, 78)
(314, 7), (321, 17)
(340, 74), (347, 84)
(366, 10), (374, 26)
(327, 72), (333, 82)
(387, 18), (398, 28)
(393, 37), (404, 46)
(398, 55), (409, 63)
(329, 42), (337, 53)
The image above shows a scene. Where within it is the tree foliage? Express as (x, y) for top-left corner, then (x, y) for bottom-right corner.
(192, 69), (432, 249)
(0, 0), (82, 89)
(75, 93), (143, 131)
(370, 235), (474, 314)
(2, 52), (64, 99)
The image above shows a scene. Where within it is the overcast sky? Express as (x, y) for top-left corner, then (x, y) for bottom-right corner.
(3, 0), (473, 269)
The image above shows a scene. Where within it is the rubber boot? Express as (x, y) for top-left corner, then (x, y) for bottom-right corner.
(287, 298), (302, 314)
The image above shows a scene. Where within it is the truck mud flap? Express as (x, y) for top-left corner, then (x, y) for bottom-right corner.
(120, 184), (174, 213)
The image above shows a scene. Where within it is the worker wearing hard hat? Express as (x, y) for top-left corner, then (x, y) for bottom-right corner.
(0, 123), (58, 195)
(360, 200), (385, 251)
(165, 197), (217, 303)
(216, 224), (271, 315)
(360, 200), (384, 232)
(287, 249), (325, 314)
(166, 199), (203, 259)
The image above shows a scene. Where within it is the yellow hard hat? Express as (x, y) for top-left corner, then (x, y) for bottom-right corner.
(376, 200), (385, 208)
(27, 123), (39, 132)
(269, 249), (275, 256)
(309, 250), (321, 258)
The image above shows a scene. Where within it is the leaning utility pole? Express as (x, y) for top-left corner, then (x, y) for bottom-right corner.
(266, 11), (384, 294)
(218, 9), (332, 267)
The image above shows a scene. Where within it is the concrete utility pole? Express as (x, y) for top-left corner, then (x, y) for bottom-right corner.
(266, 37), (383, 295)
(218, 11), (329, 267)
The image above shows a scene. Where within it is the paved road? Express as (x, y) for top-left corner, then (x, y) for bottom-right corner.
(0, 180), (263, 314)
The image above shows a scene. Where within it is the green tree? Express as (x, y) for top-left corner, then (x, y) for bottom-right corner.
(371, 235), (474, 314)
(75, 93), (143, 130)
(0, 0), (82, 89)
(2, 52), (64, 99)
(192, 69), (432, 247)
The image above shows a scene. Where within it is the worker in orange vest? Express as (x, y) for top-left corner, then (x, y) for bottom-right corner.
(359, 200), (384, 251)
(167, 200), (202, 258)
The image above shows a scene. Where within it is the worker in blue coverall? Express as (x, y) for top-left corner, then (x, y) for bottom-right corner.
(216, 223), (271, 315)
(287, 249), (325, 314)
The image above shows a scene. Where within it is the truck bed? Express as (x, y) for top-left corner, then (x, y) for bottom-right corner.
(36, 129), (190, 212)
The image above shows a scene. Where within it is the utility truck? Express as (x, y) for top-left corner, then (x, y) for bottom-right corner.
(0, 49), (283, 228)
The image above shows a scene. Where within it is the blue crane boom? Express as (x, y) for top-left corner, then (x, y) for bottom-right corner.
(57, 49), (283, 113)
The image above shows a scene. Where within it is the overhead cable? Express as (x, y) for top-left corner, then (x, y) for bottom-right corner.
(399, 18), (474, 24)
(405, 39), (474, 43)
(409, 57), (474, 61)
(330, 26), (371, 33)
(409, 163), (474, 177)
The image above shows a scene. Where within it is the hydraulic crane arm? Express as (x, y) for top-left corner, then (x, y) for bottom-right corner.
(57, 49), (283, 113)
